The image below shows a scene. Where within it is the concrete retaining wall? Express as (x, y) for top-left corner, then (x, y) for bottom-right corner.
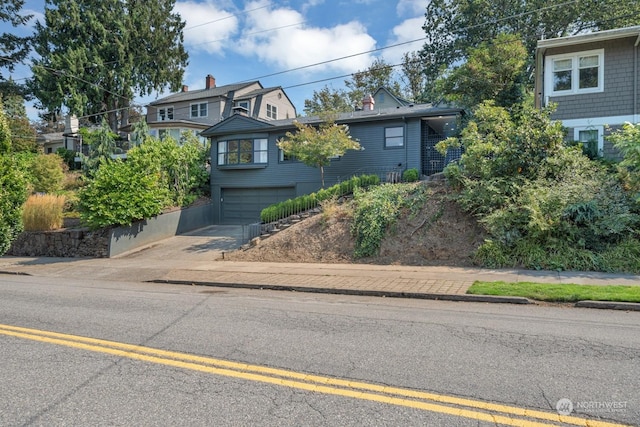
(108, 203), (213, 257)
(8, 203), (214, 258)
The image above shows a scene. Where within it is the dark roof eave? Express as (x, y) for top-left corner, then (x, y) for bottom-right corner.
(201, 107), (464, 137)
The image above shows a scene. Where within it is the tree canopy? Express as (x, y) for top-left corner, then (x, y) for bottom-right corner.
(2, 94), (36, 152)
(30, 0), (188, 132)
(435, 34), (528, 110)
(0, 0), (32, 97)
(420, 0), (640, 99)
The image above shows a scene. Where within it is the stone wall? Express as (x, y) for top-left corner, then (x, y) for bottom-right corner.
(8, 228), (110, 258)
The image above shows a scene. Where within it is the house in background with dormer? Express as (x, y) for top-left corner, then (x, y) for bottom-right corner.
(535, 25), (640, 158)
(145, 74), (296, 143)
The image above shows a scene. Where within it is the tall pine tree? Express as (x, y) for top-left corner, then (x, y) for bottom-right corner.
(30, 0), (188, 132)
(0, 0), (32, 97)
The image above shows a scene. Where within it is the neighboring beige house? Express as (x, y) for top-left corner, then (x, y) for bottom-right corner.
(145, 74), (297, 143)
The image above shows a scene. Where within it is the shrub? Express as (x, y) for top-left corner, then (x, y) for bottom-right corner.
(0, 155), (28, 254)
(260, 174), (379, 223)
(402, 168), (419, 182)
(351, 183), (424, 258)
(31, 153), (66, 193)
(78, 159), (171, 229)
(23, 194), (65, 231)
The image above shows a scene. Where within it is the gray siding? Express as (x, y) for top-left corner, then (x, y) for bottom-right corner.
(545, 38), (639, 121)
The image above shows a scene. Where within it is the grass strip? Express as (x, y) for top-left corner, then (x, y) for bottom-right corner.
(467, 281), (640, 303)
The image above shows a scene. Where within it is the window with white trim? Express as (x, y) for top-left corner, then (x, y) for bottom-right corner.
(545, 49), (604, 96)
(574, 125), (603, 157)
(190, 102), (208, 118)
(217, 138), (268, 165)
(235, 100), (250, 111)
(157, 106), (174, 121)
(267, 104), (277, 120)
(385, 126), (404, 148)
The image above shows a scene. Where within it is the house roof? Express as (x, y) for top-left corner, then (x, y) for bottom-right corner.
(537, 25), (640, 51)
(201, 103), (463, 137)
(234, 87), (281, 100)
(148, 81), (261, 106)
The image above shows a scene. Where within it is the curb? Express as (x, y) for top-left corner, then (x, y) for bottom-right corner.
(575, 300), (640, 311)
(148, 279), (532, 304)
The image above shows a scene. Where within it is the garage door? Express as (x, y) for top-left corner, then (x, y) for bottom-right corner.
(221, 187), (296, 224)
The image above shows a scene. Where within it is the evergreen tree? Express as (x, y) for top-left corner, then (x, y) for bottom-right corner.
(0, 0), (32, 97)
(30, 0), (188, 132)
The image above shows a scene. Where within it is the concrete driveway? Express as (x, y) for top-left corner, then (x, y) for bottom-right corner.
(115, 225), (247, 262)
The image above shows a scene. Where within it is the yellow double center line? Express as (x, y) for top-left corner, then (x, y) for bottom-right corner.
(0, 323), (629, 427)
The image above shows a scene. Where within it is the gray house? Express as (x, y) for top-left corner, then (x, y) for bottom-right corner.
(535, 25), (640, 157)
(146, 74), (297, 143)
(201, 97), (463, 224)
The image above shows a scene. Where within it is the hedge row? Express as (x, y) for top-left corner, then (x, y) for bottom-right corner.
(260, 174), (380, 223)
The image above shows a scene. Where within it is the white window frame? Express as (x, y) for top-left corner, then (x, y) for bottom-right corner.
(545, 49), (604, 97)
(190, 102), (208, 118)
(235, 100), (250, 111)
(385, 126), (404, 148)
(267, 103), (277, 120)
(157, 106), (174, 121)
(574, 125), (604, 157)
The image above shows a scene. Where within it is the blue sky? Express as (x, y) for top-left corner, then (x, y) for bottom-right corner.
(7, 0), (428, 120)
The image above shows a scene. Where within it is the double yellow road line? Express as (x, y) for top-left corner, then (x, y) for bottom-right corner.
(0, 323), (629, 427)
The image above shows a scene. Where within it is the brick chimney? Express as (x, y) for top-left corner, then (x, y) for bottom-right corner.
(181, 85), (188, 92)
(205, 74), (216, 89)
(362, 94), (375, 111)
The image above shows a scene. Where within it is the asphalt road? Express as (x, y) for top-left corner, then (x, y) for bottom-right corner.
(1, 274), (638, 426)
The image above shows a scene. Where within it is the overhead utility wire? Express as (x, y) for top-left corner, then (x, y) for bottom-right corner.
(242, 0), (582, 83)
(22, 0), (627, 121)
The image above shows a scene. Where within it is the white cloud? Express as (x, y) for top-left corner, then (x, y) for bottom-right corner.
(396, 0), (426, 17)
(174, 1), (239, 54)
(236, 1), (377, 75)
(382, 17), (425, 64)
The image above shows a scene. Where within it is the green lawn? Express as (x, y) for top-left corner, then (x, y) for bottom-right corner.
(467, 281), (640, 303)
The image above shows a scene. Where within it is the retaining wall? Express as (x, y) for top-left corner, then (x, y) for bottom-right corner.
(7, 203), (214, 258)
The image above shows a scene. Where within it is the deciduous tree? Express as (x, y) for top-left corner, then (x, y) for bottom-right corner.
(420, 0), (640, 97)
(303, 85), (352, 115)
(436, 34), (527, 110)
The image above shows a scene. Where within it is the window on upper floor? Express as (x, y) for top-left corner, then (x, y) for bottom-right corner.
(385, 126), (404, 148)
(267, 104), (277, 120)
(545, 49), (604, 96)
(235, 100), (250, 111)
(217, 138), (268, 165)
(191, 102), (208, 118)
(157, 106), (174, 121)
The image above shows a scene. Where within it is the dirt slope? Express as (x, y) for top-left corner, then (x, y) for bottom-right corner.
(224, 182), (486, 266)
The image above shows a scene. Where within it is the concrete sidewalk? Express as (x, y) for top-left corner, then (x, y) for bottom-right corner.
(2, 254), (640, 307)
(2, 224), (640, 308)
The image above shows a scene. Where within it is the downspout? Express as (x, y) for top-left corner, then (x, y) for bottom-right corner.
(402, 116), (408, 173)
(635, 34), (639, 123)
